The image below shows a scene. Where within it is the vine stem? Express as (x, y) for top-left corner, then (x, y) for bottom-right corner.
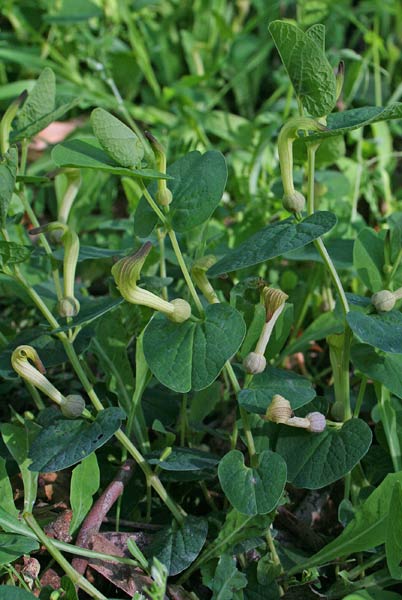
(11, 268), (186, 525)
(23, 512), (107, 600)
(307, 144), (349, 315)
(141, 183), (204, 316)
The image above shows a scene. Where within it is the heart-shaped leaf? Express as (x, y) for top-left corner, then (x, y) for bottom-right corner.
(29, 408), (125, 472)
(269, 21), (336, 117)
(239, 367), (316, 415)
(143, 303), (245, 393)
(134, 150), (227, 235)
(17, 67), (55, 131)
(52, 137), (165, 179)
(347, 310), (402, 354)
(276, 418), (372, 489)
(145, 515), (208, 576)
(351, 343), (402, 398)
(208, 211), (336, 276)
(218, 449), (287, 515)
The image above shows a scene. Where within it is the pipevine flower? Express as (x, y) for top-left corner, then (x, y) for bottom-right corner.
(191, 255), (219, 304)
(29, 221), (80, 317)
(278, 117), (327, 214)
(146, 132), (172, 207)
(243, 286), (288, 375)
(11, 345), (85, 418)
(112, 242), (191, 323)
(264, 394), (326, 433)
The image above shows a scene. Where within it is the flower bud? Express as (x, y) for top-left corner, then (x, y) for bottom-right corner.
(60, 394), (85, 418)
(306, 412), (326, 433)
(243, 352), (266, 375)
(335, 61), (345, 101)
(371, 289), (396, 312)
(265, 395), (293, 424)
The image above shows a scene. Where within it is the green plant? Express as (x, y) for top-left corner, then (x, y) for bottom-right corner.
(1, 9), (402, 600)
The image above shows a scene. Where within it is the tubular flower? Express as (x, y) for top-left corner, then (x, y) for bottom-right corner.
(278, 117), (327, 214)
(112, 242), (191, 323)
(11, 346), (85, 418)
(29, 221), (80, 317)
(146, 132), (172, 206)
(0, 90), (27, 156)
(264, 394), (326, 433)
(243, 286), (288, 375)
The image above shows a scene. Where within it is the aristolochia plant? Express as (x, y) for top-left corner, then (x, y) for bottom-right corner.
(0, 18), (402, 600)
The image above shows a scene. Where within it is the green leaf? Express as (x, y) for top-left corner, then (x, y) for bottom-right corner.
(208, 509), (272, 559)
(269, 21), (336, 117)
(239, 367), (315, 415)
(44, 0), (102, 23)
(91, 108), (144, 168)
(286, 310), (344, 355)
(13, 68), (79, 141)
(290, 472), (402, 573)
(304, 104), (402, 141)
(0, 533), (39, 566)
(386, 481), (402, 579)
(147, 447), (219, 472)
(218, 449), (287, 515)
(53, 297), (124, 332)
(28, 408), (125, 472)
(143, 303), (245, 393)
(0, 241), (32, 268)
(347, 310), (402, 354)
(351, 344), (402, 398)
(134, 150), (228, 235)
(146, 515), (208, 576)
(208, 212), (336, 276)
(276, 419), (372, 489)
(208, 554), (247, 600)
(52, 137), (167, 179)
(0, 147), (18, 229)
(0, 589), (36, 599)
(93, 309), (135, 413)
(69, 452), (100, 534)
(17, 68), (55, 131)
(353, 229), (384, 292)
(0, 458), (18, 518)
(1, 423), (39, 511)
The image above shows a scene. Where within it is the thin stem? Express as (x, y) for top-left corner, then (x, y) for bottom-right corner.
(307, 145), (349, 315)
(157, 228), (168, 301)
(23, 512), (107, 600)
(167, 228), (204, 316)
(354, 376), (367, 418)
(386, 247), (402, 288)
(140, 181), (167, 224)
(225, 361), (257, 464)
(25, 381), (45, 411)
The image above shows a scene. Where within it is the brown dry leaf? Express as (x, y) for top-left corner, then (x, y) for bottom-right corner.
(88, 532), (152, 596)
(44, 509), (73, 542)
(168, 584), (195, 599)
(21, 556), (40, 588)
(39, 568), (61, 591)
